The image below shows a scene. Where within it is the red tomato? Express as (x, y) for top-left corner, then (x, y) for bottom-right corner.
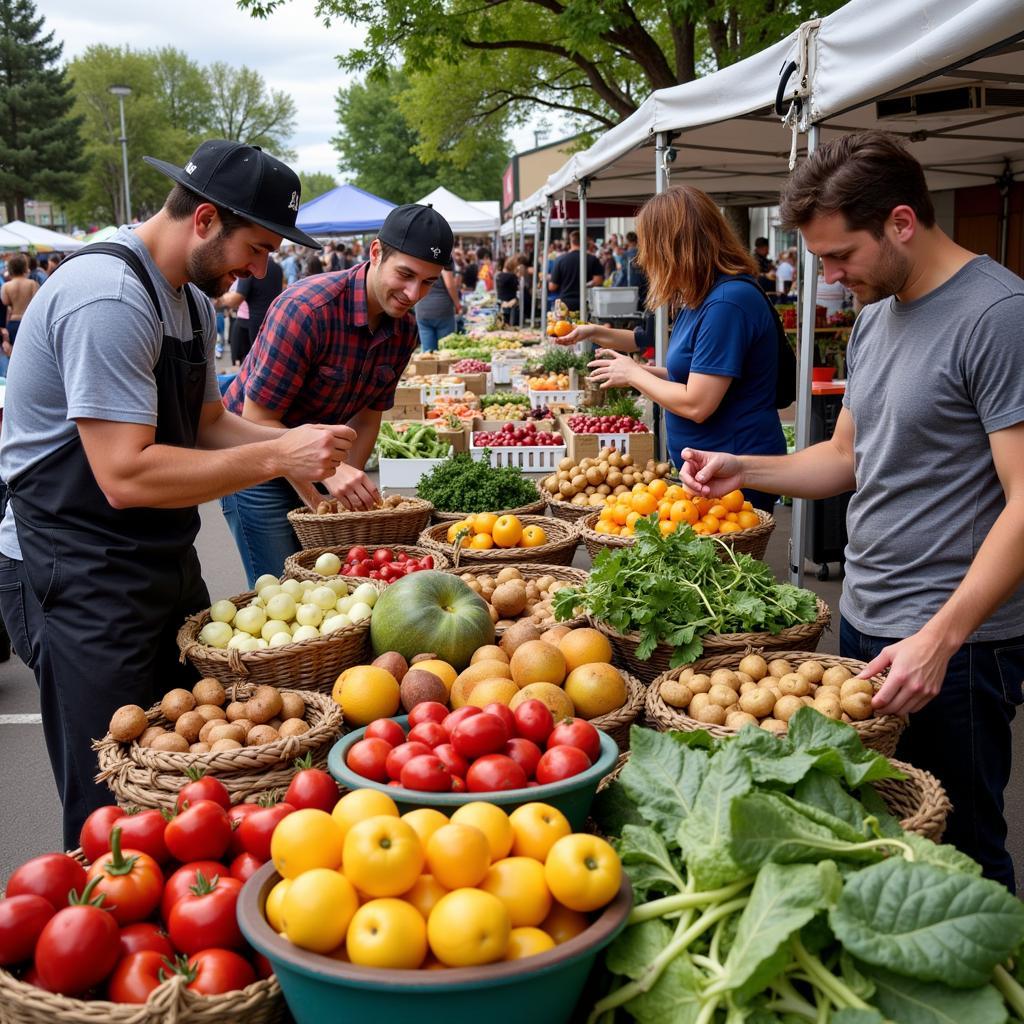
(385, 741), (432, 781)
(106, 949), (166, 1004)
(378, 563), (397, 581)
(420, 555), (435, 569)
(346, 737), (393, 783)
(86, 828), (164, 926)
(408, 701), (448, 728)
(504, 737), (543, 780)
(394, 550), (407, 562)
(226, 803), (262, 858)
(400, 754), (452, 792)
(433, 743), (469, 779)
(407, 721), (447, 749)
(369, 570), (381, 580)
(34, 880), (120, 996)
(284, 754), (340, 813)
(347, 546), (369, 564)
(535, 745), (591, 784)
(442, 705), (482, 738)
(184, 948), (256, 995)
(372, 548), (393, 565)
(6, 853), (87, 911)
(235, 802), (296, 863)
(229, 852), (263, 883)
(117, 922), (174, 960)
(466, 753), (528, 792)
(160, 862), (228, 923)
(365, 718), (406, 747)
(548, 719), (601, 763)
(450, 775), (466, 792)
(451, 713), (509, 760)
(79, 806), (124, 863)
(0, 894), (53, 966)
(164, 800), (232, 863)
(513, 699), (554, 746)
(116, 809), (172, 866)
(167, 874), (244, 955)
(481, 702), (518, 738)
(175, 772), (231, 813)
(347, 563), (369, 578)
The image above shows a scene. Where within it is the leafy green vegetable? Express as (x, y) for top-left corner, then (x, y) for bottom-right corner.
(415, 451), (540, 513)
(863, 965), (1009, 1024)
(374, 421), (448, 458)
(553, 516), (819, 665)
(586, 394), (644, 420)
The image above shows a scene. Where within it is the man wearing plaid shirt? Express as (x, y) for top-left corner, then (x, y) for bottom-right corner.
(221, 204), (454, 585)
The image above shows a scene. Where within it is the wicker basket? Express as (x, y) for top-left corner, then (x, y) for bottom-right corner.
(418, 516), (579, 567)
(176, 587), (380, 691)
(547, 498), (603, 523)
(430, 492), (547, 523)
(286, 497), (433, 549)
(93, 688), (344, 811)
(592, 597), (832, 683)
(443, 563), (590, 634)
(644, 652), (906, 757)
(283, 544), (449, 583)
(589, 669), (645, 752)
(578, 508), (776, 562)
(596, 753), (948, 843)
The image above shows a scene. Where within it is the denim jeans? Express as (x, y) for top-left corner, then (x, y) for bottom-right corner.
(221, 477), (302, 587)
(415, 314), (456, 353)
(840, 616), (1024, 890)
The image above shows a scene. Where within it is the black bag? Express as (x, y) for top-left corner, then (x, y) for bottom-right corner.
(743, 278), (797, 409)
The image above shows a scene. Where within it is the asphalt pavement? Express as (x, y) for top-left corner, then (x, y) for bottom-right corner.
(2, 499), (1023, 891)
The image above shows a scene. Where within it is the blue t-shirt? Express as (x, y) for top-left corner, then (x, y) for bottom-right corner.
(664, 274), (785, 464)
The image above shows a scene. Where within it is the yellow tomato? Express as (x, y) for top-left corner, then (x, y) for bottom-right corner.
(701, 514), (720, 534)
(401, 874), (449, 920)
(505, 926), (556, 960)
(271, 809), (345, 879)
(719, 521), (742, 533)
(541, 901), (591, 944)
(491, 515), (523, 548)
(647, 478), (667, 499)
(281, 868), (359, 953)
(469, 532), (494, 549)
(331, 788), (399, 843)
(610, 505), (629, 527)
(479, 857), (552, 927)
(427, 888), (510, 967)
(508, 802), (571, 861)
(657, 500), (673, 520)
(347, 898), (427, 969)
(343, 815), (424, 897)
(625, 510), (641, 529)
(401, 807), (449, 846)
(721, 489), (745, 513)
(594, 520), (614, 535)
(658, 519), (677, 537)
(450, 802), (513, 861)
(544, 834), (622, 912)
(708, 503), (728, 519)
(425, 822), (491, 889)
(473, 513), (498, 535)
(264, 877), (292, 933)
(631, 482), (646, 494)
(446, 519), (475, 544)
(519, 525), (547, 547)
(736, 510), (761, 530)
(631, 491), (657, 515)
(663, 484), (683, 502)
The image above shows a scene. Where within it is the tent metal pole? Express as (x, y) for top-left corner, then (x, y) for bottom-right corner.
(532, 212), (542, 326)
(653, 132), (670, 462)
(540, 203), (552, 328)
(578, 181), (588, 323)
(789, 123), (820, 589)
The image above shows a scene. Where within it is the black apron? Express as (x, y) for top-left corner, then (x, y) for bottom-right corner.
(6, 242), (211, 685)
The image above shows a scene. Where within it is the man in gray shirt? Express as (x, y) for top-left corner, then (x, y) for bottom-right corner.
(681, 131), (1024, 889)
(0, 140), (357, 846)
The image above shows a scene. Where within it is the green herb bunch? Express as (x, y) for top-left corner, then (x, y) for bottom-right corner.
(586, 394), (644, 419)
(589, 716), (1024, 1022)
(526, 349), (591, 376)
(416, 452), (540, 513)
(553, 516), (818, 664)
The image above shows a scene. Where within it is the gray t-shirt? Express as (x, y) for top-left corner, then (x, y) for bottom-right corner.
(842, 255), (1024, 641)
(0, 226), (219, 559)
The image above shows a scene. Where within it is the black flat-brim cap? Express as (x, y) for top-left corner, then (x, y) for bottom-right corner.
(378, 204), (454, 267)
(144, 139), (322, 250)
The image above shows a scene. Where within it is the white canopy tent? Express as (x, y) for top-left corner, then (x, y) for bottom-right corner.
(415, 186), (500, 234)
(512, 0), (1024, 581)
(1, 220), (84, 251)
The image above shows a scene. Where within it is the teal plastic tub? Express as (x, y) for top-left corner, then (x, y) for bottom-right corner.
(238, 862), (632, 1024)
(327, 716), (619, 829)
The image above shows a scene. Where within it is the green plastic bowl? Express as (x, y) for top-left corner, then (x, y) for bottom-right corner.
(328, 716), (619, 830)
(238, 861), (632, 1024)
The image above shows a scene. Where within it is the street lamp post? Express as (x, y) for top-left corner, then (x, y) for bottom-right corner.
(109, 84), (132, 224)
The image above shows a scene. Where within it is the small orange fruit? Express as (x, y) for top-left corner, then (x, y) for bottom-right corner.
(473, 513), (498, 535)
(648, 479), (667, 499)
(737, 510), (761, 529)
(701, 514), (720, 533)
(519, 525), (547, 547)
(470, 533), (494, 549)
(492, 515), (524, 548)
(721, 490), (745, 513)
(659, 520), (677, 536)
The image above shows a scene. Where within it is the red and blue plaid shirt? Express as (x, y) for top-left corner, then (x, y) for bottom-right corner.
(223, 262), (418, 426)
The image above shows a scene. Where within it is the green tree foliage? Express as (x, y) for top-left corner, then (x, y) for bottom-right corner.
(152, 47), (211, 137)
(0, 0), (86, 221)
(298, 171), (338, 203)
(332, 70), (509, 204)
(204, 62), (297, 159)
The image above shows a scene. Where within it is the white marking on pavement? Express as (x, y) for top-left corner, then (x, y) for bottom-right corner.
(0, 714), (42, 724)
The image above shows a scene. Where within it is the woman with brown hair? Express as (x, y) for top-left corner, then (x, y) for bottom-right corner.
(585, 185), (785, 511)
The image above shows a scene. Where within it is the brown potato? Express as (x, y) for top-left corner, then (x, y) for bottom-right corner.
(813, 695), (843, 720)
(738, 654), (768, 681)
(707, 684), (739, 709)
(778, 673), (812, 698)
(225, 701), (249, 722)
(693, 704), (726, 726)
(160, 689), (196, 722)
(675, 667), (694, 683)
(735, 672), (755, 686)
(760, 718), (787, 736)
(688, 692), (711, 716)
(739, 681), (758, 695)
(207, 722), (246, 745)
(109, 705), (148, 742)
(659, 679), (693, 709)
(246, 725), (281, 746)
(278, 718), (310, 738)
(709, 669), (739, 690)
(822, 665), (854, 688)
(841, 692), (873, 721)
(231, 719), (254, 738)
(773, 695), (804, 723)
(195, 704), (227, 723)
(192, 677), (226, 706)
(210, 738), (243, 752)
(796, 661), (825, 684)
(150, 732), (189, 752)
(189, 742), (212, 754)
(767, 659), (793, 679)
(840, 677), (873, 699)
(496, 567), (523, 585)
(138, 726), (166, 748)
(739, 689), (775, 719)
(174, 710), (207, 744)
(279, 692), (306, 721)
(726, 711), (759, 730)
(687, 673), (712, 695)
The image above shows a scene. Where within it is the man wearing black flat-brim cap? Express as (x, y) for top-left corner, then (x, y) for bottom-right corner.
(221, 203), (455, 586)
(0, 139), (358, 847)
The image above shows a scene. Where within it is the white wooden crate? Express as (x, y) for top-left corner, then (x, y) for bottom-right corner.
(420, 382), (466, 403)
(528, 388), (584, 407)
(378, 446), (453, 488)
(470, 440), (566, 472)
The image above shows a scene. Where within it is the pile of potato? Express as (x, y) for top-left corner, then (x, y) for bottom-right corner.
(312, 494), (411, 515)
(659, 655), (876, 734)
(107, 678), (312, 754)
(545, 449), (674, 507)
(460, 567), (575, 629)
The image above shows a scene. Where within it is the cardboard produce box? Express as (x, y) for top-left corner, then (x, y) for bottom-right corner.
(409, 355), (439, 376)
(453, 371), (490, 396)
(434, 422), (468, 454)
(557, 417), (656, 464)
(394, 384), (423, 406)
(382, 402), (424, 422)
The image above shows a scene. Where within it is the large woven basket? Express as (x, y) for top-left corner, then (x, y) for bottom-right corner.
(578, 508), (775, 562)
(589, 669), (645, 752)
(547, 498), (603, 523)
(430, 492), (547, 523)
(418, 516), (579, 567)
(283, 544), (449, 583)
(93, 688), (344, 811)
(644, 652), (906, 757)
(176, 586), (382, 690)
(443, 563), (590, 634)
(596, 753), (949, 843)
(592, 597), (832, 683)
(286, 496), (433, 549)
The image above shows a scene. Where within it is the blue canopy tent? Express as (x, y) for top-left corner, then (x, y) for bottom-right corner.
(295, 184), (397, 236)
